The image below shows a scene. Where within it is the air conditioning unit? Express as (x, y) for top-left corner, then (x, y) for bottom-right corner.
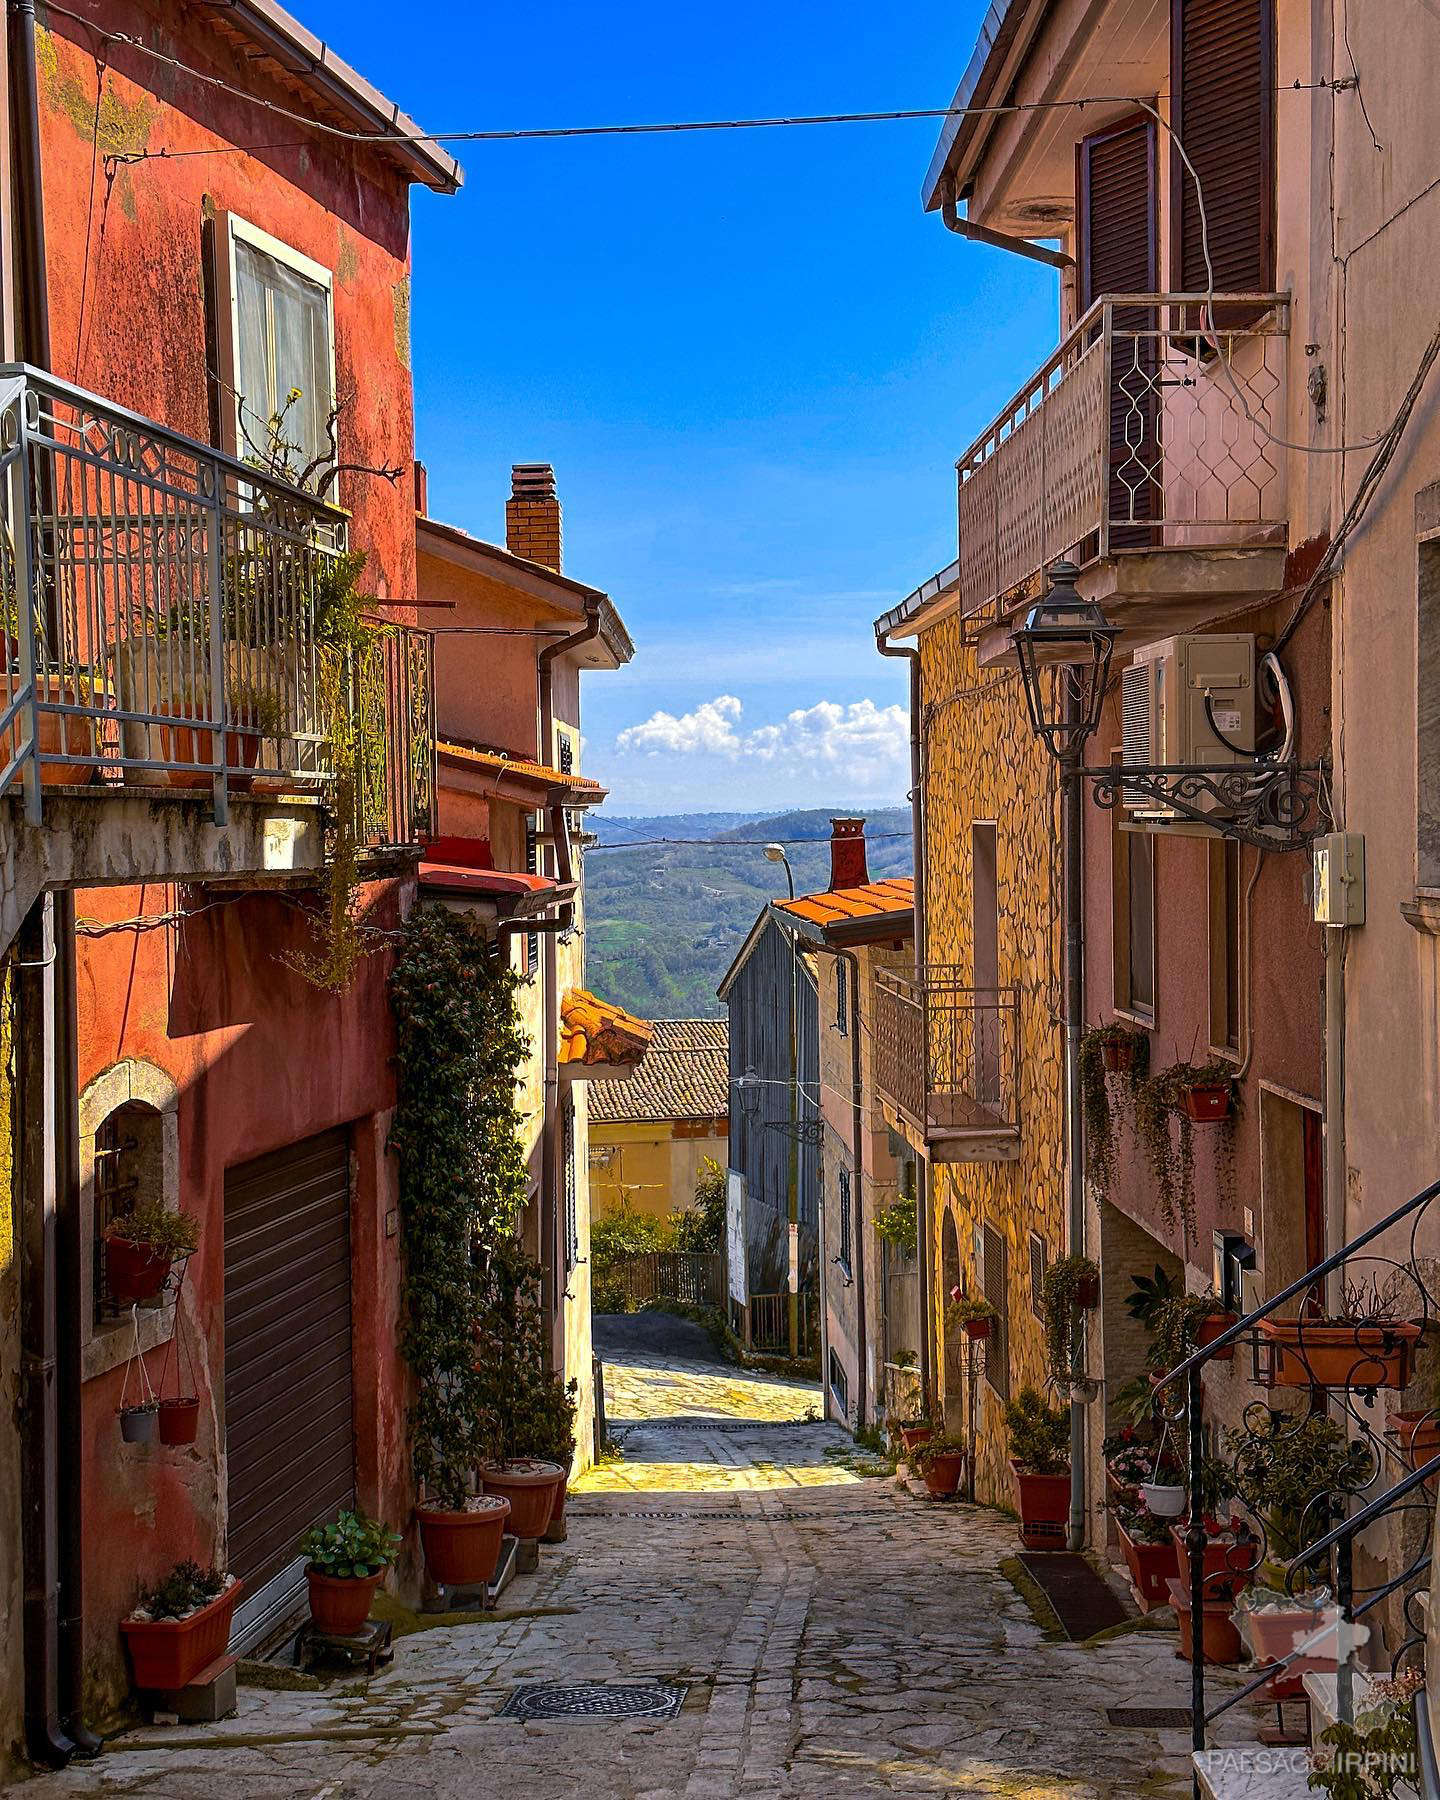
(1120, 634), (1256, 824)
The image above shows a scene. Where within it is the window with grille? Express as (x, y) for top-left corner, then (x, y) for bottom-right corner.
(563, 1101), (578, 1274)
(836, 1166), (853, 1275)
(1029, 1232), (1048, 1319)
(558, 734), (574, 774)
(835, 957), (848, 1034)
(981, 1222), (1010, 1400)
(828, 1347), (849, 1417)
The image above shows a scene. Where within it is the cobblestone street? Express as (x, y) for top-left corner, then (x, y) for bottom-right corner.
(24, 1322), (1221, 1798)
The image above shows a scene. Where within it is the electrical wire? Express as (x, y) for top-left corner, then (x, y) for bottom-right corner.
(588, 830), (912, 851)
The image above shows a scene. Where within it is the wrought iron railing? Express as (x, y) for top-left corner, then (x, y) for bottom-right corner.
(955, 293), (1289, 633)
(0, 364), (434, 846)
(873, 967), (1021, 1140)
(1146, 1174), (1440, 1794)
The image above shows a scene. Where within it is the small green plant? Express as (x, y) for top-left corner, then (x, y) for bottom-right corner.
(874, 1190), (918, 1254)
(1004, 1387), (1071, 1475)
(106, 1199), (200, 1257)
(1078, 1024), (1148, 1204)
(891, 1349), (918, 1370)
(1149, 1292), (1229, 1379)
(1309, 1668), (1421, 1799)
(913, 1432), (967, 1473)
(1228, 1411), (1376, 1564)
(1125, 1264), (1182, 1330)
(1134, 1061), (1236, 1237)
(300, 1509), (401, 1579)
(133, 1561), (226, 1621)
(228, 676), (285, 737)
(1041, 1255), (1099, 1384)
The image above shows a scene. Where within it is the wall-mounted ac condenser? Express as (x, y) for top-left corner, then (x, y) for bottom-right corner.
(1120, 634), (1256, 824)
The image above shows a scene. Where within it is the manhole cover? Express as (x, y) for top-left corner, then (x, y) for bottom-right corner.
(500, 1682), (687, 1722)
(1105, 1707), (1192, 1729)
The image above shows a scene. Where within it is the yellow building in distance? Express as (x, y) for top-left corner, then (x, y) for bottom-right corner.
(588, 1019), (730, 1223)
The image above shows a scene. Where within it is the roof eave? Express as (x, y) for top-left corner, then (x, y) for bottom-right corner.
(771, 902), (915, 948)
(874, 560), (962, 643)
(920, 0), (1043, 213)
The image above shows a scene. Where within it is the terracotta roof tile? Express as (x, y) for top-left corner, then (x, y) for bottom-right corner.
(775, 876), (915, 933)
(588, 1019), (730, 1124)
(437, 740), (606, 795)
(559, 989), (653, 1067)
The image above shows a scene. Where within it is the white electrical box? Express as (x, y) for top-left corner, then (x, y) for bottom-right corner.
(1313, 832), (1366, 926)
(1121, 633), (1256, 824)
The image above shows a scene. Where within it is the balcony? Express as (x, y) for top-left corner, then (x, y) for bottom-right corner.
(956, 295), (1290, 659)
(0, 366), (434, 935)
(873, 968), (1021, 1164)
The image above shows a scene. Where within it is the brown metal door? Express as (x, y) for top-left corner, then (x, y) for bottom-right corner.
(224, 1128), (355, 1622)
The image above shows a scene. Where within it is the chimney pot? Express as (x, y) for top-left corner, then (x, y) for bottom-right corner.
(506, 462), (562, 571)
(829, 817), (869, 891)
(413, 458), (428, 517)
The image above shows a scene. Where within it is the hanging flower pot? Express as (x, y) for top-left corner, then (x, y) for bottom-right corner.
(1193, 1309), (1240, 1360)
(1102, 1038), (1136, 1073)
(416, 1495), (511, 1587)
(119, 1403), (158, 1444)
(963, 1315), (993, 1342)
(1257, 1316), (1421, 1390)
(1179, 1081), (1233, 1124)
(479, 1460), (565, 1540)
(1141, 1481), (1186, 1518)
(104, 1233), (174, 1306)
(157, 1397), (200, 1445)
(1073, 1273), (1101, 1311)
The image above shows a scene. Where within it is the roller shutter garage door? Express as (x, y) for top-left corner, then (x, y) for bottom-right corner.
(224, 1127), (355, 1648)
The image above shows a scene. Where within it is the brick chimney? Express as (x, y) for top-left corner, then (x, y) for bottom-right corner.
(413, 458), (428, 516)
(505, 463), (562, 572)
(829, 817), (869, 891)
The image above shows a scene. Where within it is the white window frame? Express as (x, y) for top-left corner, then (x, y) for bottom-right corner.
(213, 212), (337, 468)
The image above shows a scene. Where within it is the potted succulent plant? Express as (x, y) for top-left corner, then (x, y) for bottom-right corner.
(945, 1293), (998, 1342)
(1256, 1272), (1421, 1391)
(120, 1561), (241, 1690)
(103, 1200), (200, 1306)
(300, 1508), (402, 1637)
(1004, 1387), (1071, 1549)
(912, 1433), (966, 1498)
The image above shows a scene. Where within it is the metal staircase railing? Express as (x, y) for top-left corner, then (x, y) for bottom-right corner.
(1151, 1172), (1440, 1797)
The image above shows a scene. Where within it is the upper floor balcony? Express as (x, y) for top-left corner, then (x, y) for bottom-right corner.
(0, 365), (433, 862)
(957, 295), (1291, 662)
(873, 967), (1021, 1164)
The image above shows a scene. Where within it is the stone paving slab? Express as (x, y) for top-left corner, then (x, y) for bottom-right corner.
(21, 1351), (1266, 1798)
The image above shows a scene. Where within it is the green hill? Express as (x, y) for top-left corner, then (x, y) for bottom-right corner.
(584, 807), (911, 1019)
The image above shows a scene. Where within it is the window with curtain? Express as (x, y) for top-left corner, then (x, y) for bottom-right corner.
(232, 231), (334, 476)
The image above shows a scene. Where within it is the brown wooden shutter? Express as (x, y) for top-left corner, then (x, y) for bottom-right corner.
(1171, 0), (1276, 299)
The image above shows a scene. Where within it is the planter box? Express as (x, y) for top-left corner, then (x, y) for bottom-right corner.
(1117, 1520), (1179, 1612)
(962, 1317), (993, 1341)
(1170, 1525), (1256, 1600)
(1257, 1316), (1421, 1390)
(1180, 1083), (1232, 1123)
(121, 1581), (241, 1691)
(1167, 1578), (1244, 1665)
(1010, 1460), (1069, 1550)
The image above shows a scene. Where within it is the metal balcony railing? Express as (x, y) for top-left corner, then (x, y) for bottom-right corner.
(955, 293), (1290, 633)
(0, 364), (435, 847)
(873, 967), (1021, 1145)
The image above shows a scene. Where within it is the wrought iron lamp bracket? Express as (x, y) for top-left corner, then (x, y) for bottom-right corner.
(1076, 759), (1331, 852)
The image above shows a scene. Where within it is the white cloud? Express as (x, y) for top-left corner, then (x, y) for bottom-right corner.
(614, 694), (908, 790)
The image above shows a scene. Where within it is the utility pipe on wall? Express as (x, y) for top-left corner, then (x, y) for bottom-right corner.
(1061, 686), (1088, 1553)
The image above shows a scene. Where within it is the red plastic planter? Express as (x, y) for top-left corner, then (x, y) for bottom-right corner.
(1073, 1273), (1101, 1310)
(1180, 1083), (1232, 1123)
(121, 1581), (241, 1690)
(104, 1233), (173, 1306)
(899, 1424), (933, 1454)
(1167, 1579), (1244, 1665)
(921, 1451), (965, 1497)
(416, 1497), (511, 1587)
(962, 1317), (993, 1341)
(306, 1570), (382, 1637)
(157, 1397), (200, 1445)
(1117, 1522), (1179, 1612)
(1101, 1040), (1135, 1073)
(1194, 1311), (1240, 1362)
(1010, 1461), (1069, 1550)
(1170, 1525), (1256, 1600)
(1257, 1316), (1421, 1390)
(480, 1460), (565, 1540)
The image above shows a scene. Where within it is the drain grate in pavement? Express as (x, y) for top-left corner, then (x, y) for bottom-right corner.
(1104, 1707), (1193, 1729)
(614, 1418), (823, 1432)
(1017, 1553), (1129, 1640)
(567, 1506), (902, 1523)
(500, 1682), (687, 1722)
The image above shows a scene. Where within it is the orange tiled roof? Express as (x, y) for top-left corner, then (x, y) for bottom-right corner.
(775, 876), (914, 934)
(588, 1019), (728, 1124)
(560, 989), (654, 1067)
(437, 740), (606, 794)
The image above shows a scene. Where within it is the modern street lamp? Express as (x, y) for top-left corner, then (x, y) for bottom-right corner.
(763, 841), (796, 900)
(1012, 557), (1119, 1553)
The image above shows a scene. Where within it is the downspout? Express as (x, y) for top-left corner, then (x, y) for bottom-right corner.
(940, 179), (1074, 272)
(534, 601), (601, 1363)
(10, 0), (97, 1760)
(876, 622), (931, 1409)
(1062, 690), (1087, 1552)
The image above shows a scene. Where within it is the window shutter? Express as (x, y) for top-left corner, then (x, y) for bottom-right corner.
(1029, 1232), (1048, 1319)
(1076, 115), (1156, 311)
(1172, 0), (1275, 301)
(981, 1222), (1010, 1401)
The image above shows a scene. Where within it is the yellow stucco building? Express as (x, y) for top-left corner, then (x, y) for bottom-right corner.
(589, 1019), (729, 1223)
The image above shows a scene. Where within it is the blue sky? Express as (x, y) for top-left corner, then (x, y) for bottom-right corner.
(304, 1), (1060, 813)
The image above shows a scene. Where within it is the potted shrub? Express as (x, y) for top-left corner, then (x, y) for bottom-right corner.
(1041, 1255), (1100, 1390)
(945, 1293), (998, 1342)
(1227, 1411), (1374, 1571)
(225, 677), (286, 794)
(512, 1371), (579, 1543)
(1256, 1273), (1421, 1391)
(415, 1492), (512, 1589)
(913, 1433), (966, 1497)
(1114, 1502), (1179, 1611)
(120, 1561), (241, 1690)
(300, 1509), (402, 1637)
(1004, 1387), (1071, 1549)
(103, 1201), (200, 1306)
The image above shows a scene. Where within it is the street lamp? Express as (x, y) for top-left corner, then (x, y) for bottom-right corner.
(764, 841), (795, 900)
(737, 1064), (762, 1119)
(1011, 557), (1119, 1554)
(1010, 558), (1120, 764)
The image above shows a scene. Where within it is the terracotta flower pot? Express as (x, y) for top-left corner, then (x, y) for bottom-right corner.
(119, 1405), (158, 1444)
(157, 1397), (200, 1445)
(416, 1497), (511, 1588)
(899, 1424), (932, 1454)
(1180, 1082), (1233, 1123)
(1390, 1410), (1440, 1476)
(921, 1451), (965, 1497)
(1073, 1273), (1101, 1311)
(480, 1460), (564, 1540)
(104, 1233), (173, 1306)
(1010, 1461), (1070, 1550)
(543, 1482), (569, 1544)
(1170, 1525), (1256, 1600)
(1194, 1311), (1239, 1361)
(1101, 1039), (1135, 1073)
(1257, 1316), (1421, 1390)
(962, 1316), (992, 1341)
(121, 1580), (241, 1690)
(306, 1569), (382, 1637)
(32, 674), (99, 786)
(1117, 1520), (1179, 1612)
(1168, 1578), (1245, 1665)
(161, 715), (261, 790)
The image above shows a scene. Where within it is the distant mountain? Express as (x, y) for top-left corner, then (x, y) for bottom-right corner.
(584, 807), (911, 1020)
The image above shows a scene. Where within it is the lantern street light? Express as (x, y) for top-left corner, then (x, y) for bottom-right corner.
(1010, 558), (1120, 763)
(737, 1064), (762, 1119)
